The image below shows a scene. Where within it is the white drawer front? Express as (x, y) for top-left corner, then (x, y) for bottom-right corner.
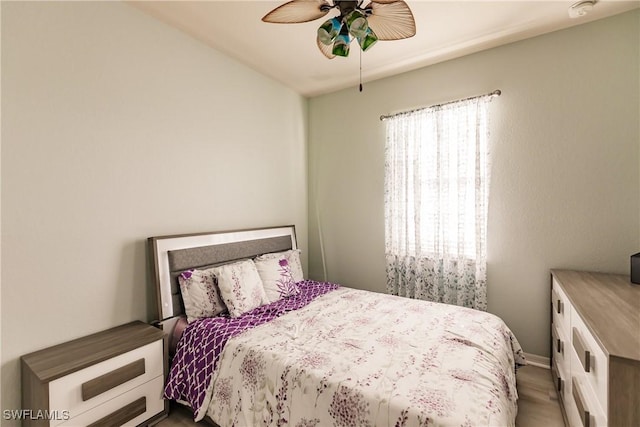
(50, 340), (163, 425)
(551, 356), (570, 405)
(568, 344), (606, 427)
(564, 374), (579, 427)
(552, 279), (571, 334)
(571, 311), (608, 415)
(566, 380), (605, 427)
(58, 375), (165, 427)
(552, 322), (569, 372)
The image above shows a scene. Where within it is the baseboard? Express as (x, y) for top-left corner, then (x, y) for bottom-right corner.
(524, 352), (550, 369)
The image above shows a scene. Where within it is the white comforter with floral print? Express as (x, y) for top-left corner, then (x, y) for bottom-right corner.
(206, 286), (525, 427)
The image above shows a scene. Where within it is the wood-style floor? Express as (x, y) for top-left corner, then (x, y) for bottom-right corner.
(515, 365), (565, 427)
(156, 365), (565, 427)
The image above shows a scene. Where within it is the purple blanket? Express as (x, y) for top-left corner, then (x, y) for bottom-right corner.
(164, 280), (339, 419)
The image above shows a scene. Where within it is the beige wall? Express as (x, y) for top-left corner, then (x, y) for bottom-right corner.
(308, 10), (639, 358)
(1, 1), (307, 414)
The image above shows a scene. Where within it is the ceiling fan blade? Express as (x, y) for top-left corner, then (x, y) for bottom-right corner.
(367, 0), (416, 40)
(317, 35), (337, 59)
(262, 0), (332, 23)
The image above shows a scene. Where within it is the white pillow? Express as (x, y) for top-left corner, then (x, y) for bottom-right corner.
(178, 268), (227, 323)
(213, 259), (267, 318)
(255, 249), (304, 282)
(254, 255), (301, 304)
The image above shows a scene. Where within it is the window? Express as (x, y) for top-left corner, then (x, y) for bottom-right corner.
(384, 94), (494, 310)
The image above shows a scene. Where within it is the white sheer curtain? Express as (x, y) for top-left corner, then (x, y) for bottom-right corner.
(384, 95), (492, 310)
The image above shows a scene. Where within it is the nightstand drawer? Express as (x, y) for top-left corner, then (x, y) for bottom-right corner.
(58, 376), (165, 427)
(50, 340), (163, 424)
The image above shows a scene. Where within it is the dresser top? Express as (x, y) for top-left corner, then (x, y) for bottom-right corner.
(21, 320), (165, 382)
(551, 269), (640, 362)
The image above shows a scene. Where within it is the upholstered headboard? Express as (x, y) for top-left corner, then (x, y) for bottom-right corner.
(148, 225), (297, 322)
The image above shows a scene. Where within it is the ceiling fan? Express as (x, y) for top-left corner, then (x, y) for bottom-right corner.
(262, 0), (416, 59)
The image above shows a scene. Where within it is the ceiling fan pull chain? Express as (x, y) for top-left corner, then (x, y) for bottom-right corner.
(359, 48), (363, 92)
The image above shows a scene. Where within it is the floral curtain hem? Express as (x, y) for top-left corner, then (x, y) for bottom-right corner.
(386, 253), (487, 311)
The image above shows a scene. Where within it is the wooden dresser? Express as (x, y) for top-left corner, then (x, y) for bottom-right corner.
(550, 270), (640, 427)
(22, 321), (168, 426)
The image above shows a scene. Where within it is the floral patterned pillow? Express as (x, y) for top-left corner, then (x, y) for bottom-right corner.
(213, 260), (268, 318)
(178, 268), (227, 323)
(255, 249), (304, 282)
(254, 255), (301, 304)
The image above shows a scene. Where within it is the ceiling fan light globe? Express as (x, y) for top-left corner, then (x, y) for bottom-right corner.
(357, 27), (378, 51)
(317, 17), (341, 45)
(349, 17), (369, 38)
(345, 10), (369, 38)
(332, 33), (351, 57)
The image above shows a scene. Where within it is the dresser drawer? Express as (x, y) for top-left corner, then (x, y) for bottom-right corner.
(568, 376), (606, 427)
(50, 340), (163, 424)
(552, 279), (571, 334)
(58, 375), (165, 427)
(551, 356), (568, 404)
(568, 343), (606, 427)
(569, 334), (606, 427)
(571, 312), (608, 415)
(552, 323), (568, 368)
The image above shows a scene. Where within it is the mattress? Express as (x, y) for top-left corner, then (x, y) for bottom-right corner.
(165, 281), (525, 426)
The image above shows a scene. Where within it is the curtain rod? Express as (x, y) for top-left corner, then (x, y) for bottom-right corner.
(379, 89), (501, 121)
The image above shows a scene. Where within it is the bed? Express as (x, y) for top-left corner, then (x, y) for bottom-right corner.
(148, 225), (526, 427)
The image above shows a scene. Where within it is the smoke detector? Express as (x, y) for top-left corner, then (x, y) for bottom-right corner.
(568, 0), (596, 18)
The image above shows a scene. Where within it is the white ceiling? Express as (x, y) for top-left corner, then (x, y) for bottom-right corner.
(129, 0), (639, 97)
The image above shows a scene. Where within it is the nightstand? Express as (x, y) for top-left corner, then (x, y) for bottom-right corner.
(21, 321), (168, 427)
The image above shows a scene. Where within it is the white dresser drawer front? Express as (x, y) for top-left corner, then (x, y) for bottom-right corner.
(552, 279), (571, 334)
(571, 312), (608, 414)
(50, 340), (163, 424)
(551, 357), (569, 404)
(563, 376), (579, 427)
(567, 374), (606, 427)
(552, 323), (569, 370)
(58, 376), (165, 427)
